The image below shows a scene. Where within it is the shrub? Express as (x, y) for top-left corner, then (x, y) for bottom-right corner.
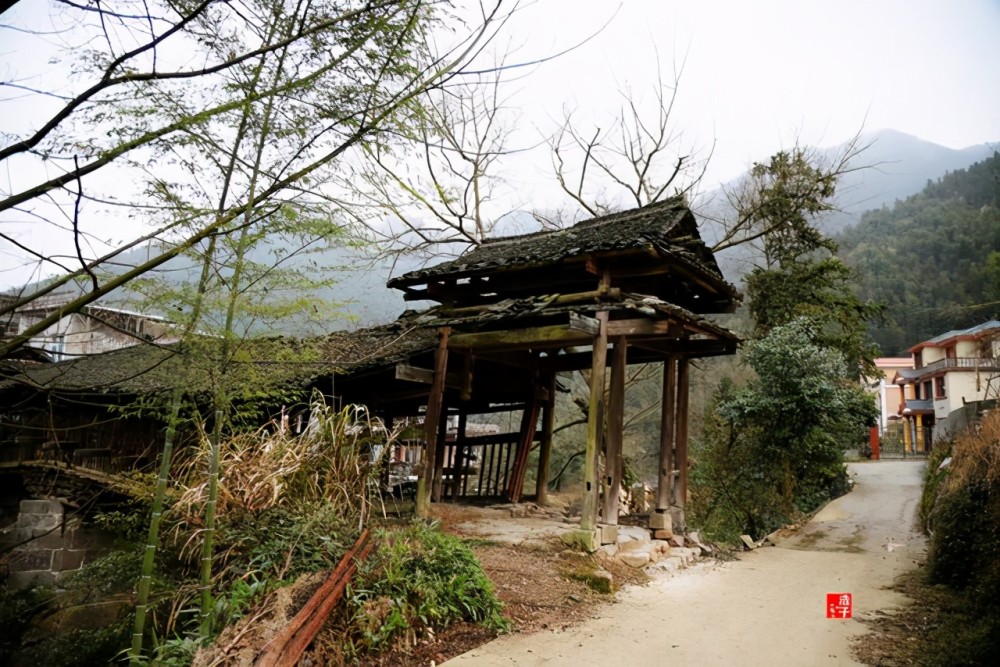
(343, 522), (507, 657)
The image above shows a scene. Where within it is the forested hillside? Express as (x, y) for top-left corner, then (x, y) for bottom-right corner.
(837, 153), (1000, 355)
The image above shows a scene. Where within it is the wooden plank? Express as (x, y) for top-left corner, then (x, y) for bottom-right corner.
(656, 356), (677, 511)
(606, 318), (685, 337)
(582, 310), (609, 531)
(568, 311), (601, 335)
(255, 530), (372, 667)
(416, 328), (450, 518)
(602, 337), (627, 525)
(508, 396), (541, 502)
(394, 363), (464, 389)
(449, 324), (591, 350)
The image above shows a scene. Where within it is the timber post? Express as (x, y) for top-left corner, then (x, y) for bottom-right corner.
(416, 327), (450, 518)
(602, 337), (627, 525)
(675, 357), (690, 528)
(582, 311), (609, 532)
(535, 372), (556, 506)
(656, 356), (677, 512)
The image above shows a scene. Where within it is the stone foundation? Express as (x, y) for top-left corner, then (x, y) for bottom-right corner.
(1, 499), (90, 588)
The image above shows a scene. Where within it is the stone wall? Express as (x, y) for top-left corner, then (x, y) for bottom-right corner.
(1, 499), (89, 588)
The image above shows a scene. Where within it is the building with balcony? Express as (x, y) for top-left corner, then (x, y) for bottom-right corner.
(892, 320), (1000, 449)
(863, 357), (913, 434)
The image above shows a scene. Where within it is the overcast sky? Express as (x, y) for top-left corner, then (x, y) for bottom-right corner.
(499, 0), (1000, 195)
(1, 0), (999, 288)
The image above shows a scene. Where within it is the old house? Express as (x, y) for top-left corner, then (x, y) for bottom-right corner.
(892, 320), (1000, 449)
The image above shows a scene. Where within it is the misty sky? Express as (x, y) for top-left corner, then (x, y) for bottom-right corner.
(499, 0), (1000, 194)
(1, 0), (999, 287)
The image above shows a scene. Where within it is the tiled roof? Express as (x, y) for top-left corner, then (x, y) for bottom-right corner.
(387, 198), (733, 297)
(0, 324), (438, 396)
(910, 320), (1000, 352)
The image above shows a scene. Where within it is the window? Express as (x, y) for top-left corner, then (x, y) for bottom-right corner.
(935, 376), (946, 399)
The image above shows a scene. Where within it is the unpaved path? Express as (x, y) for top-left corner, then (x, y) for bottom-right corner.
(446, 461), (926, 667)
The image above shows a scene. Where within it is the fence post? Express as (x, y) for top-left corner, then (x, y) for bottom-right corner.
(869, 426), (880, 461)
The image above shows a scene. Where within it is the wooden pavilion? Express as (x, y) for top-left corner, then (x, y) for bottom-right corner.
(381, 197), (741, 539)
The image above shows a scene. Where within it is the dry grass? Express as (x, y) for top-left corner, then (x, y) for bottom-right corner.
(946, 408), (1000, 493)
(171, 397), (402, 525)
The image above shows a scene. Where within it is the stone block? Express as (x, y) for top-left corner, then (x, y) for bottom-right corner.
(34, 529), (69, 549)
(618, 551), (650, 568)
(560, 528), (599, 553)
(598, 543), (619, 558)
(651, 557), (681, 575)
(617, 525), (650, 543)
(20, 499), (64, 515)
(7, 570), (57, 589)
(653, 529), (673, 540)
(51, 548), (86, 572)
(9, 550), (53, 572)
(598, 524), (619, 545)
(618, 538), (649, 553)
(649, 539), (672, 556)
(649, 511), (672, 531)
(21, 513), (61, 532)
(669, 534), (686, 548)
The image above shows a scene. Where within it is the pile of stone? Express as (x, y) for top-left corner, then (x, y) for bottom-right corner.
(598, 525), (712, 572)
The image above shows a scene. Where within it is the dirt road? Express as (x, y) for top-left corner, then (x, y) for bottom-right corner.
(446, 461), (926, 667)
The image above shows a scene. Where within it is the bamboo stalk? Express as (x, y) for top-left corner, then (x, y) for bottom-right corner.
(129, 389), (182, 665)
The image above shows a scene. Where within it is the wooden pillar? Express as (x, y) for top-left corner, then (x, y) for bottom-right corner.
(452, 412), (468, 503)
(582, 311), (609, 532)
(508, 396), (541, 503)
(675, 357), (690, 515)
(902, 415), (912, 453)
(535, 372), (556, 506)
(432, 402), (449, 502)
(656, 356), (677, 511)
(602, 338), (627, 525)
(416, 328), (450, 518)
(915, 413), (925, 453)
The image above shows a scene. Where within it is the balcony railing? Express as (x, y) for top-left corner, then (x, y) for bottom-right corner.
(916, 357), (1000, 374)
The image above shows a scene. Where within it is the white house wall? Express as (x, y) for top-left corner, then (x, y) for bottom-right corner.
(922, 346), (945, 363)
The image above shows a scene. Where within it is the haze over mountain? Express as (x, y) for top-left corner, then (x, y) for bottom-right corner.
(700, 129), (998, 280)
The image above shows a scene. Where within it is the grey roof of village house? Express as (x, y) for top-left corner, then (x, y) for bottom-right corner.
(0, 323), (439, 395)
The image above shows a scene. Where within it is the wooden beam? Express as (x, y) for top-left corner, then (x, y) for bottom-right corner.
(394, 363), (463, 388)
(602, 337), (627, 526)
(449, 324), (591, 350)
(606, 318), (685, 337)
(535, 372), (556, 506)
(416, 328), (450, 518)
(629, 338), (736, 358)
(582, 310), (609, 531)
(656, 356), (677, 511)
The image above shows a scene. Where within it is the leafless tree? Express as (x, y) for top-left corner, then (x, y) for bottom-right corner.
(0, 0), (520, 357)
(543, 64), (712, 225)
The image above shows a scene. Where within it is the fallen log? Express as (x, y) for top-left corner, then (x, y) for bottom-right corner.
(255, 528), (374, 667)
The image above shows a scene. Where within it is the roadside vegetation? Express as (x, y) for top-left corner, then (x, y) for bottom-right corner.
(0, 401), (507, 666)
(853, 410), (1000, 666)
